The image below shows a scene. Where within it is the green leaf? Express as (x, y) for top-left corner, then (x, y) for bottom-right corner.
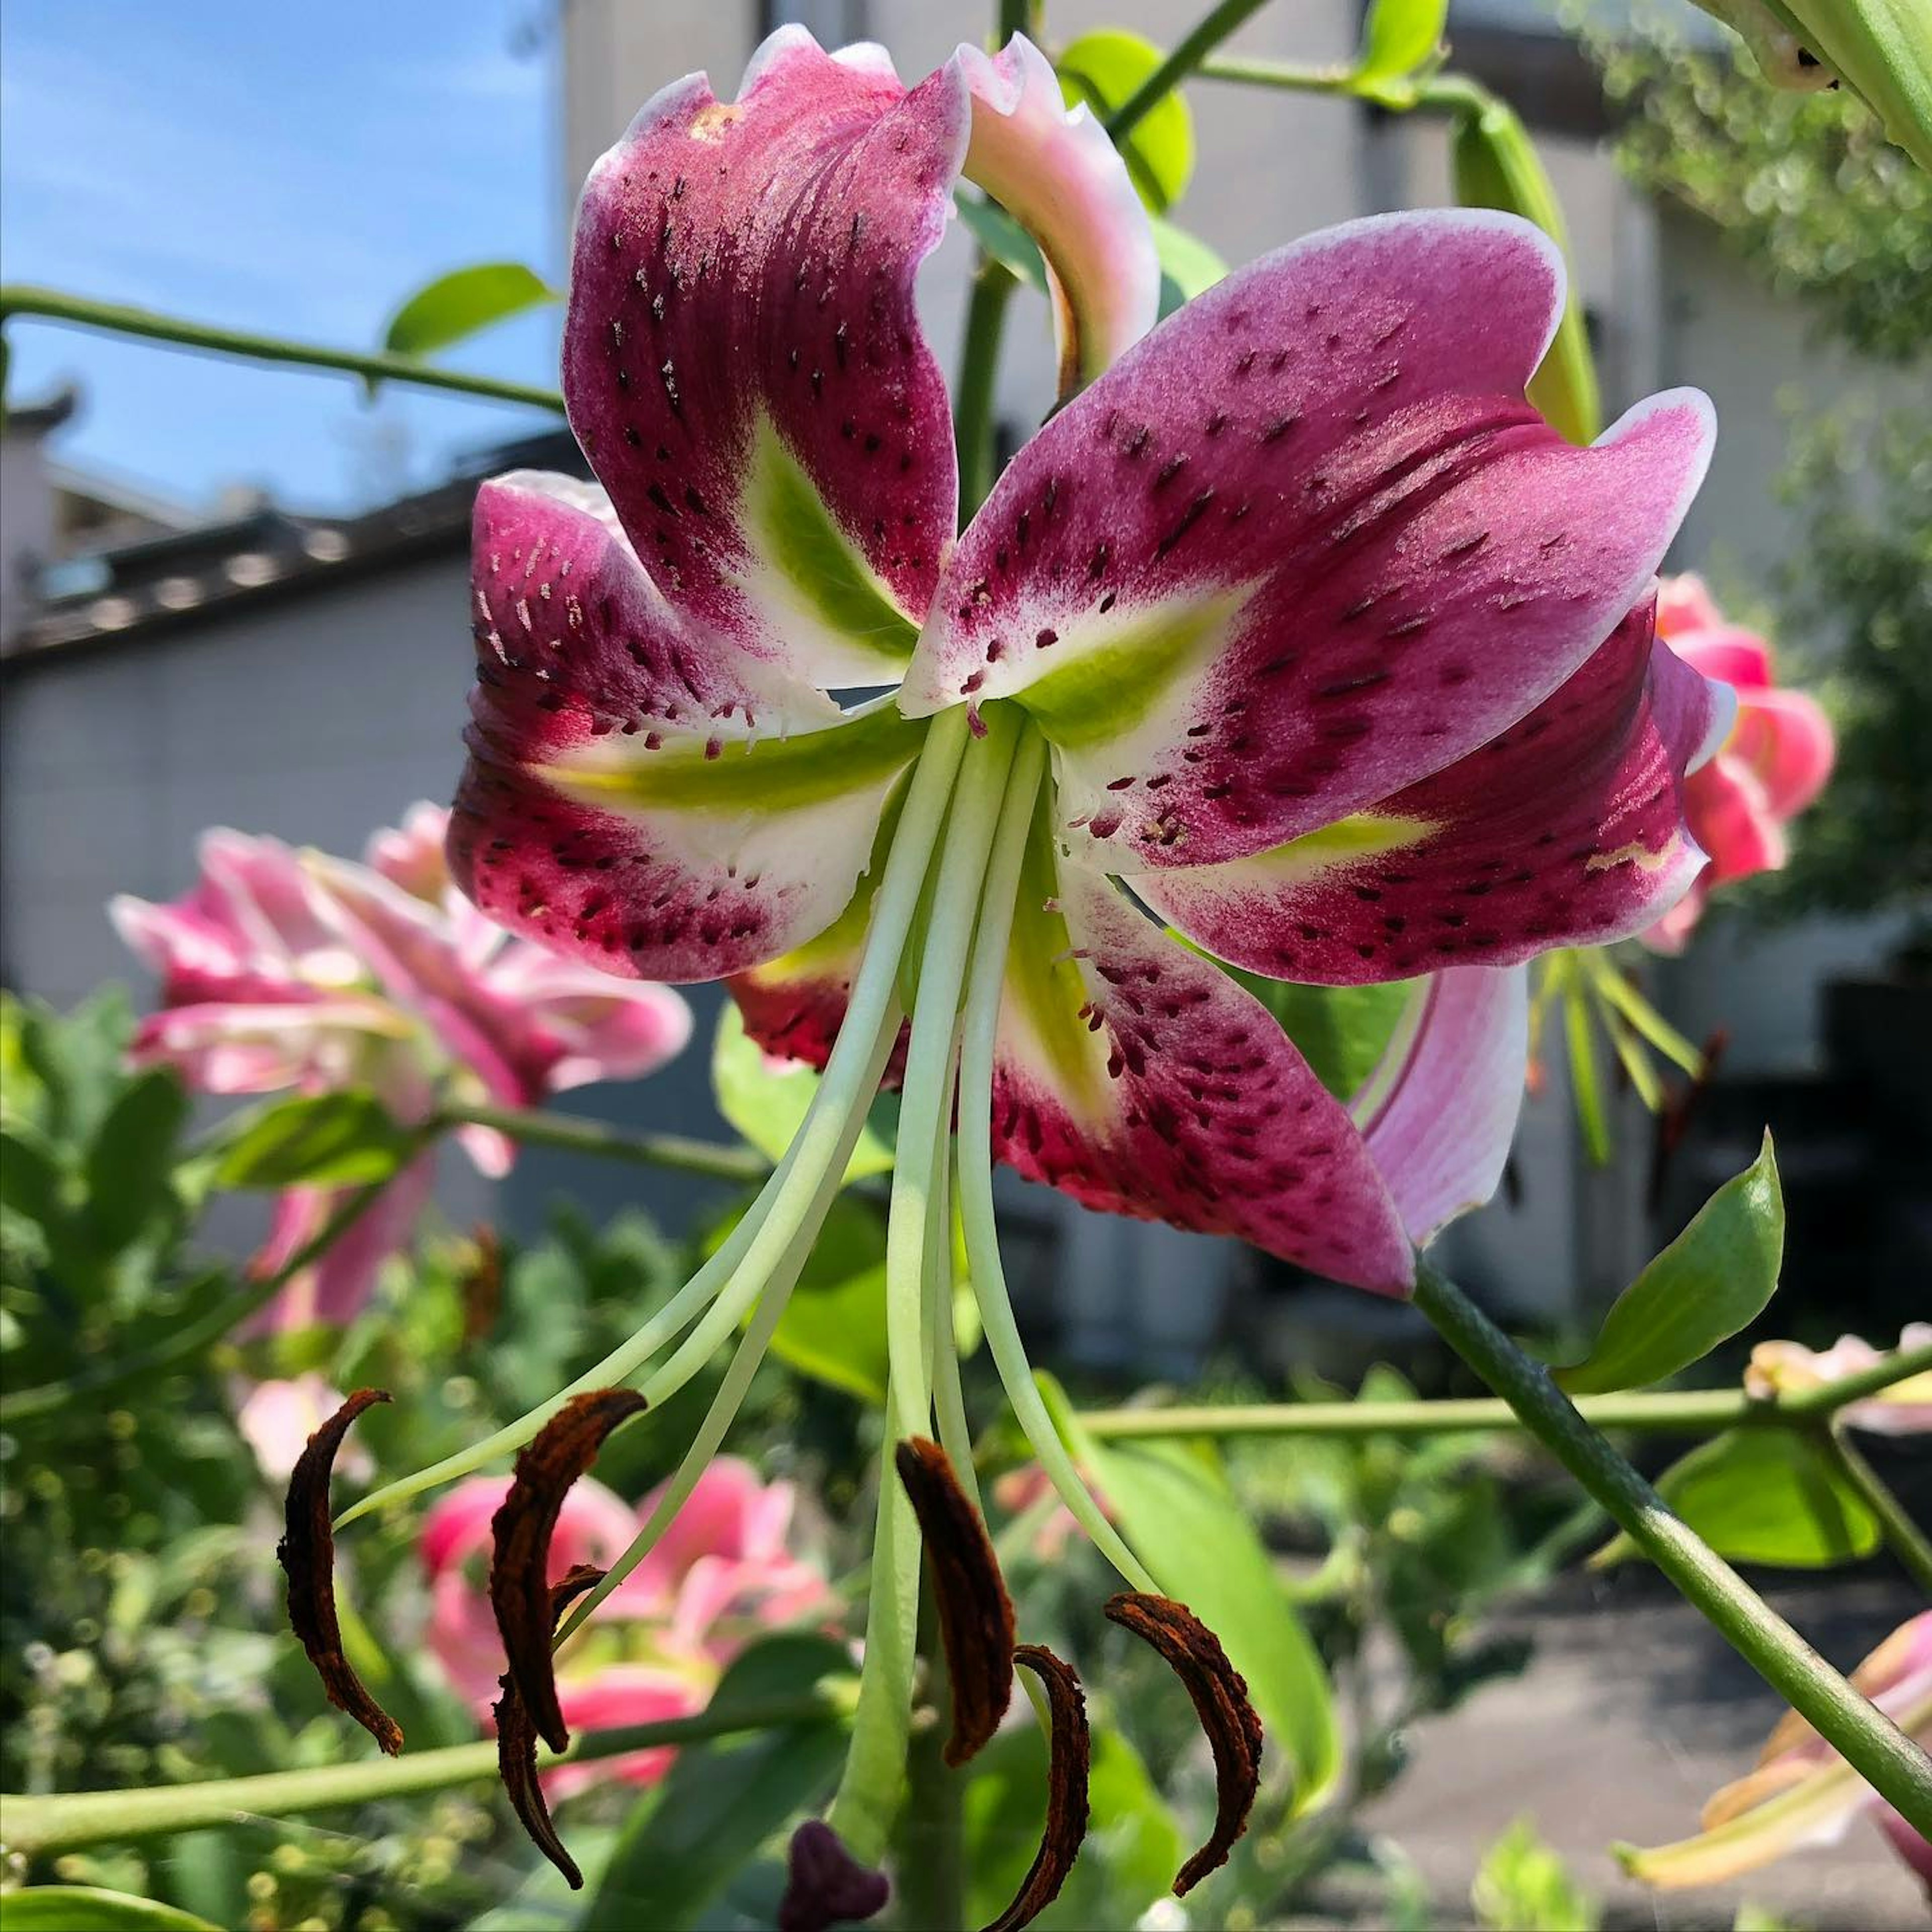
(382, 262), (557, 358)
(1470, 1818), (1601, 1931)
(211, 1091), (414, 1190)
(1039, 1375), (1340, 1810)
(0, 1889), (223, 1931)
(1562, 976), (1612, 1165)
(84, 1067), (189, 1256)
(0, 1121), (67, 1227)
(1151, 214), (1229, 319)
(580, 1634), (852, 1932)
(1558, 1133), (1783, 1395)
(1354, 0), (1449, 98)
(1235, 975), (1416, 1104)
(1593, 1428), (1881, 1570)
(710, 1003), (894, 1181)
(762, 1195), (890, 1403)
(953, 193), (1047, 289)
(964, 1726), (1181, 1930)
(1057, 31), (1195, 213)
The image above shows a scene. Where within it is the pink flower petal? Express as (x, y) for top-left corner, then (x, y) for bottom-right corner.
(1134, 603), (1722, 981)
(901, 212), (1713, 875)
(1685, 750), (1787, 889)
(451, 472), (926, 983)
(365, 801), (455, 904)
(1731, 686), (1835, 821)
(991, 838), (1413, 1293)
(542, 1667), (708, 1797)
(1670, 627), (1776, 691)
(1654, 573), (1725, 636)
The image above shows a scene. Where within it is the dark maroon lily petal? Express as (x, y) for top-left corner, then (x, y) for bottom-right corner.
(779, 1821), (892, 1932)
(895, 1437), (1016, 1767)
(451, 473), (927, 984)
(277, 1387), (402, 1755)
(490, 1387), (649, 1753)
(983, 1644), (1093, 1932)
(993, 816), (1414, 1292)
(903, 212), (1713, 875)
(494, 1562), (608, 1890)
(1105, 1593), (1263, 1897)
(1134, 602), (1724, 982)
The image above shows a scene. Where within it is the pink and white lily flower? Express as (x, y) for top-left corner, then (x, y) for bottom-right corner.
(1623, 1611), (1932, 1891)
(1643, 576), (1835, 952)
(113, 808), (691, 1328)
(1745, 1324), (1932, 1435)
(338, 23), (1731, 1883)
(420, 1458), (828, 1795)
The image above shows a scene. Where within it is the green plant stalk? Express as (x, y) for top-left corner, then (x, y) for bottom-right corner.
(997, 0), (1040, 42)
(1411, 1261), (1932, 1836)
(1195, 52), (1356, 93)
(1077, 1344), (1932, 1440)
(0, 1694), (836, 1860)
(896, 1599), (969, 1932)
(0, 286), (565, 413)
(0, 1134), (440, 1427)
(1824, 1421), (1932, 1595)
(436, 1100), (771, 1184)
(1104, 0), (1281, 140)
(955, 258), (1018, 518)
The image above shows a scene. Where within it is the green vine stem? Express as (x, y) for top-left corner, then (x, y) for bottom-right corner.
(1823, 1421), (1932, 1595)
(0, 1692), (839, 1860)
(955, 256), (1018, 518)
(1411, 1262), (1932, 1836)
(0, 286), (565, 414)
(1077, 1341), (1932, 1442)
(436, 1100), (771, 1184)
(1104, 0), (1281, 141)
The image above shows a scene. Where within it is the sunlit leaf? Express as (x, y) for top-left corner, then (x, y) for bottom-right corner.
(710, 1004), (894, 1181)
(1227, 972), (1416, 1104)
(211, 1091), (414, 1189)
(1355, 0), (1449, 99)
(1057, 30), (1195, 212)
(0, 1889), (222, 1931)
(756, 1195), (890, 1404)
(1151, 214), (1229, 318)
(1560, 1133), (1782, 1396)
(382, 262), (556, 358)
(85, 1067), (189, 1256)
(1593, 1428), (1880, 1570)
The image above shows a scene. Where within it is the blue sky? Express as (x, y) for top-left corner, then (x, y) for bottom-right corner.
(1, 0), (566, 514)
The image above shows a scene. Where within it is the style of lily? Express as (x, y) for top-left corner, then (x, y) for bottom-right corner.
(114, 807), (691, 1329)
(419, 1458), (828, 1797)
(1623, 1611), (1932, 1891)
(309, 23), (1728, 1907)
(1643, 575), (1835, 952)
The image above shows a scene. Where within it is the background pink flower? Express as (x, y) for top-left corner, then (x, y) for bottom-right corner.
(1645, 576), (1835, 951)
(112, 809), (691, 1328)
(417, 1458), (830, 1794)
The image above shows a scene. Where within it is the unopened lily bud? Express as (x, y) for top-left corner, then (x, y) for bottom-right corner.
(1450, 94), (1602, 447)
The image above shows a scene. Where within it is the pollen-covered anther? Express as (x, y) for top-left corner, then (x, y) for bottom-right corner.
(982, 1644), (1093, 1932)
(277, 1387), (403, 1756)
(1105, 1591), (1263, 1896)
(895, 1437), (1015, 1766)
(489, 1388), (649, 1753)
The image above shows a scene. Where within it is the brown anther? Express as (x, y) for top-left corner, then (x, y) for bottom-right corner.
(1104, 1592), (1263, 1894)
(981, 1644), (1093, 1932)
(494, 1562), (607, 1889)
(277, 1387), (403, 1755)
(778, 1820), (891, 1932)
(894, 1437), (1014, 1766)
(490, 1388), (649, 1753)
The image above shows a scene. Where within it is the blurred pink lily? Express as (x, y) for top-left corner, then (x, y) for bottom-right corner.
(1644, 576), (1835, 952)
(1623, 1612), (1932, 1891)
(1746, 1324), (1932, 1435)
(113, 807), (691, 1328)
(419, 1458), (828, 1793)
(235, 1374), (371, 1483)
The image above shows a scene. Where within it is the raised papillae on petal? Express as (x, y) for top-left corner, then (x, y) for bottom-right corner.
(902, 212), (1714, 872)
(451, 473), (926, 983)
(1136, 603), (1724, 982)
(991, 808), (1415, 1294)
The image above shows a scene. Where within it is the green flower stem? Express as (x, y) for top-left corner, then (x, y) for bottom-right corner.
(896, 1603), (969, 1932)
(829, 716), (1020, 1862)
(997, 0), (1040, 42)
(1104, 0), (1282, 141)
(436, 1100), (770, 1184)
(0, 1694), (837, 1860)
(953, 730), (1157, 1596)
(1194, 52), (1357, 93)
(1077, 1344), (1932, 1440)
(1412, 1261), (1932, 1837)
(0, 1134), (438, 1428)
(0, 285), (565, 413)
(956, 257), (1017, 518)
(1824, 1422), (1932, 1596)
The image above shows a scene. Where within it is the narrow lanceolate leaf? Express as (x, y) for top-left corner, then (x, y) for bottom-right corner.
(895, 1437), (1016, 1767)
(277, 1388), (401, 1755)
(983, 1645), (1093, 1932)
(1104, 1593), (1263, 1896)
(214, 1090), (414, 1190)
(490, 1388), (649, 1753)
(494, 1562), (607, 1890)
(382, 262), (557, 359)
(1559, 1132), (1783, 1395)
